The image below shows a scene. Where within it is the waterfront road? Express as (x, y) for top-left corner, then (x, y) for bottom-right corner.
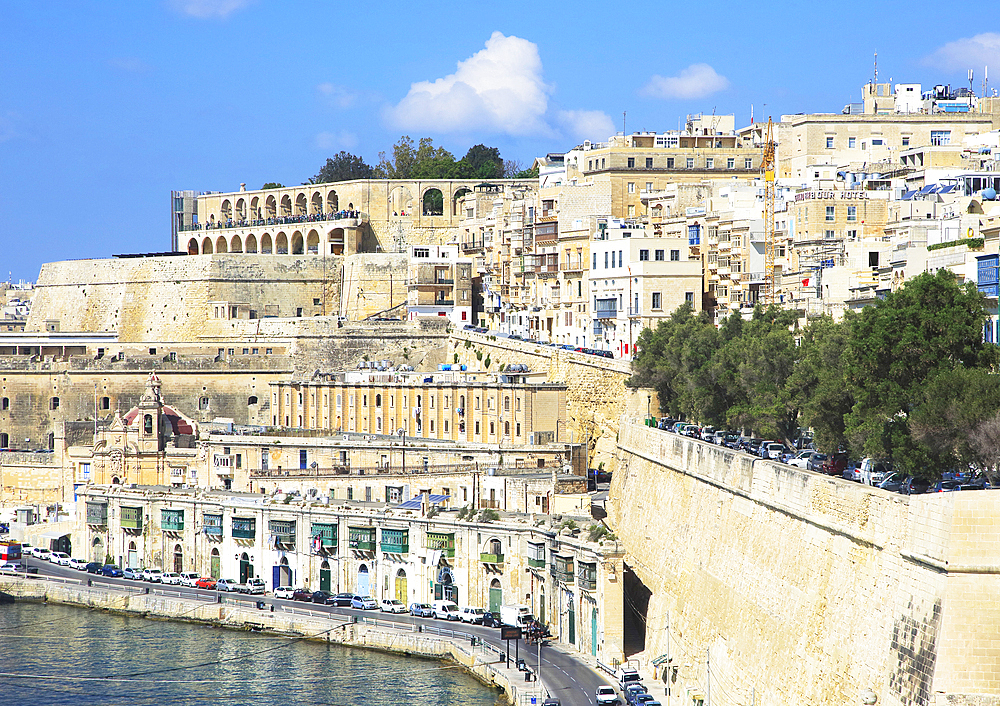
(22, 557), (615, 706)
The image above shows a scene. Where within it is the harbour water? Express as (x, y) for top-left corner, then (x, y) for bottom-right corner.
(0, 602), (503, 705)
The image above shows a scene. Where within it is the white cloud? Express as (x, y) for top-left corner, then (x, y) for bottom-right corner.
(168, 0), (253, 19)
(640, 63), (730, 100)
(557, 110), (615, 142)
(386, 32), (552, 136)
(314, 131), (358, 151)
(317, 83), (358, 110)
(923, 33), (1000, 72)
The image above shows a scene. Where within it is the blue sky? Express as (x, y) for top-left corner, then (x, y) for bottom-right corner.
(1, 0), (998, 281)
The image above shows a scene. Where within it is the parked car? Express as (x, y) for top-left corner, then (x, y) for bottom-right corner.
(933, 479), (962, 492)
(240, 578), (266, 595)
(215, 578), (241, 592)
(333, 592), (356, 607)
(101, 565), (124, 577)
(596, 685), (620, 705)
(379, 599), (408, 613)
(179, 571), (201, 587)
(822, 451), (849, 476)
(878, 473), (905, 493)
(959, 473), (994, 491)
(351, 595), (378, 610)
(788, 450), (817, 469)
(311, 590), (335, 604)
(712, 430), (727, 445)
(481, 611), (502, 627)
(50, 551), (71, 565)
(122, 567), (144, 581)
(160, 572), (183, 585)
(723, 433), (741, 449)
(459, 606), (486, 623)
(85, 562), (104, 574)
(432, 599), (461, 620)
(763, 442), (787, 460)
(0, 562), (22, 575)
(33, 548), (53, 561)
(745, 438), (765, 456)
(806, 453), (828, 473)
(291, 588), (313, 602)
(69, 558), (89, 571)
(860, 458), (893, 486)
(142, 568), (163, 583)
(409, 602), (434, 617)
(700, 426), (716, 442)
(622, 681), (646, 702)
(272, 586), (295, 600)
(899, 476), (931, 495)
(194, 576), (218, 590)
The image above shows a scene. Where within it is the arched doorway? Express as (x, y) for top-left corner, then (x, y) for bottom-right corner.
(187, 238), (199, 255)
(320, 560), (331, 593)
(489, 578), (502, 613)
(261, 233), (272, 254)
(210, 547), (221, 578)
(275, 556), (292, 588)
(92, 536), (104, 564)
(291, 231), (304, 255)
(568, 597), (576, 645)
(357, 563), (370, 596)
(127, 540), (138, 569)
(434, 564), (457, 603)
(395, 568), (407, 603)
(174, 544), (183, 573)
(239, 552), (253, 583)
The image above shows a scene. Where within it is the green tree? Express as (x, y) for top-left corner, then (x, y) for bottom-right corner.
(311, 151), (375, 183)
(460, 144), (504, 179)
(844, 270), (993, 477)
(261, 182), (284, 189)
(511, 164), (539, 179)
(787, 314), (853, 453)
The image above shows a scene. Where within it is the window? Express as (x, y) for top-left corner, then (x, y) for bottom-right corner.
(627, 157), (635, 168)
(587, 160), (592, 170)
(931, 130), (951, 146)
(604, 252), (609, 268)
(744, 158), (753, 169)
(826, 136), (834, 149)
(645, 157), (653, 168)
(727, 158), (735, 169)
(826, 206), (835, 221)
(824, 230), (836, 239)
(646, 182), (653, 192)
(670, 249), (680, 261)
(706, 158), (714, 169)
(143, 414), (153, 434)
(847, 206), (857, 221)
(265, 348), (273, 355)
(414, 248), (430, 258)
(655, 249), (665, 261)
(475, 421), (480, 435)
(627, 182), (635, 194)
(848, 137), (856, 149)
(652, 292), (662, 309)
(593, 252), (597, 269)
(242, 348), (249, 355)
(872, 138), (884, 146)
(50, 397), (59, 410)
(685, 292), (694, 303)
(666, 157), (675, 168)
(1, 397), (8, 411)
(902, 136), (910, 147)
(199, 397), (209, 411)
(639, 249), (649, 261)
(686, 158), (694, 168)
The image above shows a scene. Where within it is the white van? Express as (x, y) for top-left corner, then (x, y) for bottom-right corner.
(459, 606), (486, 623)
(431, 599), (460, 621)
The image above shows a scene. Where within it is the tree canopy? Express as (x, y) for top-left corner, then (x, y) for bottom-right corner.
(310, 151), (375, 183)
(630, 270), (998, 479)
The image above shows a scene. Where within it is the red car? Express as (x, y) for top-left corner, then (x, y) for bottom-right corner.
(194, 576), (217, 590)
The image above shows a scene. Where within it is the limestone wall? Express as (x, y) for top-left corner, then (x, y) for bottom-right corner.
(610, 420), (1000, 706)
(449, 330), (632, 472)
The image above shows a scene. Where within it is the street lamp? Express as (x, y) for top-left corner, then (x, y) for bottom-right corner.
(397, 428), (406, 473)
(647, 395), (651, 424)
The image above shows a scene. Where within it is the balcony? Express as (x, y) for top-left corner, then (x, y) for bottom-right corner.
(528, 557), (546, 568)
(551, 558), (575, 583)
(161, 511), (184, 532)
(86, 503), (108, 527)
(561, 262), (585, 272)
(350, 539), (376, 551)
(433, 299), (455, 306)
(578, 562), (597, 591)
(426, 532), (456, 558)
(121, 507), (143, 531)
(594, 308), (618, 319)
(480, 552), (505, 564)
(381, 541), (409, 554)
(232, 520), (256, 540)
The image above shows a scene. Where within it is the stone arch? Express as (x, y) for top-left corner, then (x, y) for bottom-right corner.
(295, 193), (307, 215)
(329, 228), (345, 255)
(422, 188), (444, 216)
(187, 238), (199, 255)
(291, 231), (304, 255)
(452, 187), (471, 216)
(250, 196), (260, 219)
(230, 234), (243, 252)
(327, 189), (339, 211)
(245, 234), (258, 253)
(306, 230), (319, 254)
(265, 195), (277, 218)
(173, 543), (183, 573)
(202, 237), (214, 254)
(389, 186), (413, 215)
(395, 568), (407, 603)
(280, 194), (292, 216)
(236, 198), (246, 220)
(260, 233), (272, 254)
(275, 232), (288, 254)
(311, 191), (323, 214)
(215, 236), (228, 253)
(92, 535), (104, 563)
(220, 199), (232, 220)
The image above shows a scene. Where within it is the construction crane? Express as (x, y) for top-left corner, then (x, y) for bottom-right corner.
(761, 117), (777, 304)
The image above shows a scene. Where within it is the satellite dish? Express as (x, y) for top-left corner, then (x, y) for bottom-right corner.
(397, 428), (405, 436)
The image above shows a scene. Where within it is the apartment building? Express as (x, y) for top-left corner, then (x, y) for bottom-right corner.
(406, 244), (473, 325)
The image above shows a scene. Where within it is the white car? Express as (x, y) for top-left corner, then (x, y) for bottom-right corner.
(596, 685), (619, 705)
(0, 562), (22, 575)
(69, 558), (89, 571)
(32, 547), (52, 561)
(272, 586), (295, 600)
(788, 450), (816, 469)
(215, 578), (240, 592)
(459, 606), (486, 623)
(160, 572), (182, 585)
(142, 568), (163, 583)
(179, 571), (200, 587)
(379, 599), (408, 613)
(50, 552), (71, 566)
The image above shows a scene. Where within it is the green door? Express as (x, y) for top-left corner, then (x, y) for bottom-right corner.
(239, 557), (252, 584)
(591, 608), (598, 656)
(568, 599), (576, 645)
(320, 563), (331, 593)
(489, 587), (502, 613)
(211, 553), (220, 579)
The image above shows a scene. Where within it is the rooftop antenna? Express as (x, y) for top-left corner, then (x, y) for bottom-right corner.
(969, 68), (975, 95)
(622, 111), (626, 136)
(873, 50), (878, 84)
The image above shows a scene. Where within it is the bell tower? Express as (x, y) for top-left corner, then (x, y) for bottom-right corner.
(137, 371), (164, 453)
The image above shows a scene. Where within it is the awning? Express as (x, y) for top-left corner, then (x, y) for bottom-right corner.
(37, 530), (67, 540)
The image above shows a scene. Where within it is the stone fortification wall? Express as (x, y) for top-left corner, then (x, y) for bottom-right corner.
(610, 419), (1000, 706)
(339, 252), (408, 319)
(27, 255), (344, 341)
(449, 330), (631, 471)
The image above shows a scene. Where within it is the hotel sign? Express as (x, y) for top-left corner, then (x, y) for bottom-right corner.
(794, 191), (870, 201)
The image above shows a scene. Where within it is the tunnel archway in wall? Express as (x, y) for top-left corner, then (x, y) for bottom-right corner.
(622, 563), (651, 657)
